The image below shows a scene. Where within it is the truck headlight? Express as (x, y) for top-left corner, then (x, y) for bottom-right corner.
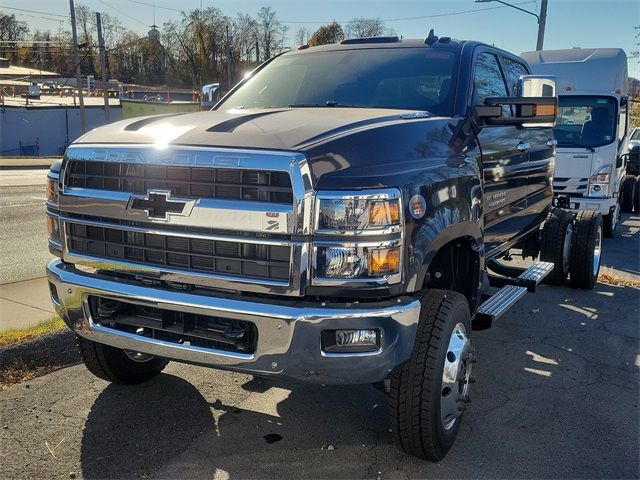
(47, 175), (59, 204)
(313, 189), (403, 285)
(47, 214), (62, 244)
(588, 164), (611, 198)
(315, 245), (401, 279)
(315, 190), (401, 233)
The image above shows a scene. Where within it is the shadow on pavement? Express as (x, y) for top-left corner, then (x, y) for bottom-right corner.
(80, 374), (215, 479)
(78, 281), (639, 479)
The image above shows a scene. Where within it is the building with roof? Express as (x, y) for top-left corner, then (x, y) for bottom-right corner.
(0, 57), (59, 87)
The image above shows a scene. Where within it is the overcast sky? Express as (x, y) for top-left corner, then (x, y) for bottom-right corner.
(4, 0), (639, 77)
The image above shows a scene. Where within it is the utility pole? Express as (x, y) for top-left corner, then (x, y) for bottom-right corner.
(476, 0), (548, 51)
(96, 12), (110, 123)
(69, 0), (86, 134)
(226, 24), (233, 89)
(536, 0), (548, 51)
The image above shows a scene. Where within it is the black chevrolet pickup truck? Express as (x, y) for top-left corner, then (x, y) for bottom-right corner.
(46, 34), (602, 460)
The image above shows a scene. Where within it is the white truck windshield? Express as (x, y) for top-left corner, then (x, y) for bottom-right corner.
(554, 96), (617, 148)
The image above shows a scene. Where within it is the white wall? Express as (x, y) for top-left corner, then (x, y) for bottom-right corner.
(0, 106), (122, 156)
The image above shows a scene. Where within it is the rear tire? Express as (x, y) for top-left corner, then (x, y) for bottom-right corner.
(78, 336), (169, 385)
(634, 177), (640, 214)
(389, 290), (473, 461)
(603, 204), (619, 238)
(620, 175), (636, 213)
(539, 208), (574, 285)
(569, 210), (603, 290)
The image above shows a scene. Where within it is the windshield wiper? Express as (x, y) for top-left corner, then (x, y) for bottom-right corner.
(557, 141), (595, 152)
(288, 101), (366, 108)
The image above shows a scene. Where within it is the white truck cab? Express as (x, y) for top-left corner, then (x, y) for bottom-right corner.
(521, 48), (629, 236)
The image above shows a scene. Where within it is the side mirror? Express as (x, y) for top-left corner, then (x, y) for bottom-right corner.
(475, 75), (557, 128)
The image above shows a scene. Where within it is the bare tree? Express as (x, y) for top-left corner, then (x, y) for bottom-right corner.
(294, 27), (311, 46)
(0, 13), (29, 59)
(345, 17), (392, 39)
(256, 6), (287, 61)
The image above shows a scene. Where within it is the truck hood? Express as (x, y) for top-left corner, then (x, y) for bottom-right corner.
(74, 108), (435, 151)
(555, 142), (618, 179)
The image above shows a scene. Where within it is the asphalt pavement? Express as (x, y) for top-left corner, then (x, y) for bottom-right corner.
(0, 169), (55, 329)
(0, 212), (638, 478)
(0, 169), (53, 283)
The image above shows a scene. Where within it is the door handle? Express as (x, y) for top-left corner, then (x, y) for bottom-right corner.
(547, 139), (558, 148)
(516, 142), (530, 152)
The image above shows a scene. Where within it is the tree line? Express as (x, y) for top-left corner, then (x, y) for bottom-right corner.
(0, 7), (392, 90)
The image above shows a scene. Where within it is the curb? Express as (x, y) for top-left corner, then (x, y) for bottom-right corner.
(0, 158), (59, 169)
(0, 329), (79, 376)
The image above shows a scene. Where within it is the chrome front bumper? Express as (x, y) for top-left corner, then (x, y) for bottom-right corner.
(47, 260), (422, 384)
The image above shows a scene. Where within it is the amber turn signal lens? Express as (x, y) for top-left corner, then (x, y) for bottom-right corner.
(369, 247), (401, 275)
(369, 201), (400, 226)
(47, 178), (56, 202)
(533, 104), (557, 116)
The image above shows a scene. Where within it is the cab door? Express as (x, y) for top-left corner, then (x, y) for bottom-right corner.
(473, 50), (530, 257)
(501, 55), (555, 233)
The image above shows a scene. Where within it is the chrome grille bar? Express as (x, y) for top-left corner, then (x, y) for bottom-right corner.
(58, 145), (314, 296)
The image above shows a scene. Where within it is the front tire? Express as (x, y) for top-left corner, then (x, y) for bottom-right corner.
(78, 336), (169, 385)
(390, 290), (473, 461)
(569, 210), (603, 290)
(539, 208), (574, 284)
(634, 177), (640, 214)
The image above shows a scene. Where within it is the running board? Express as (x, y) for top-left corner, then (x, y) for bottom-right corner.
(487, 261), (554, 293)
(473, 285), (528, 331)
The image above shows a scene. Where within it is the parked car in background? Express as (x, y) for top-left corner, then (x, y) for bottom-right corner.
(522, 48), (631, 235)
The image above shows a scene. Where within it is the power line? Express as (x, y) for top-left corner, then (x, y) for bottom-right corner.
(124, 0), (182, 13)
(96, 0), (149, 28)
(278, 1), (537, 24)
(0, 5), (67, 18)
(1, 11), (64, 23)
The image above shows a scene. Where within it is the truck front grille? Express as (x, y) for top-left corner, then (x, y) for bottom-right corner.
(67, 222), (290, 281)
(553, 177), (588, 196)
(89, 296), (258, 354)
(66, 160), (294, 204)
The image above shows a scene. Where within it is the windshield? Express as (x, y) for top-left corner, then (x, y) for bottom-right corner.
(554, 96), (617, 148)
(218, 47), (459, 116)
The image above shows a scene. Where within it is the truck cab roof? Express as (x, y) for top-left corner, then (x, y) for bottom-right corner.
(521, 48), (628, 97)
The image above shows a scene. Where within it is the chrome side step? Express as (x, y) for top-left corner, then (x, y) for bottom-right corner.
(487, 261), (554, 293)
(518, 261), (554, 285)
(474, 285), (527, 330)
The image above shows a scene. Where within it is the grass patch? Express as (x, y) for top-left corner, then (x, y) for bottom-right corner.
(0, 316), (65, 348)
(599, 267), (640, 288)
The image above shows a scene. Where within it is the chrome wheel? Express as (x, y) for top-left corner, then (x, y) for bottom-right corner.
(440, 323), (473, 431)
(593, 225), (602, 276)
(562, 222), (573, 273)
(124, 350), (154, 363)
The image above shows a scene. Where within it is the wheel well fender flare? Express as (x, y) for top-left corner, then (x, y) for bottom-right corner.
(411, 220), (484, 291)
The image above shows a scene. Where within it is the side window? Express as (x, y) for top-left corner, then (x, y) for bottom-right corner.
(474, 52), (511, 117)
(502, 57), (529, 96)
(618, 100), (627, 142)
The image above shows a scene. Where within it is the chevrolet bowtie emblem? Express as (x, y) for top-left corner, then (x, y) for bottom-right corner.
(127, 189), (194, 221)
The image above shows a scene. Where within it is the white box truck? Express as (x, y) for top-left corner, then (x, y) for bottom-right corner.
(521, 48), (632, 236)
